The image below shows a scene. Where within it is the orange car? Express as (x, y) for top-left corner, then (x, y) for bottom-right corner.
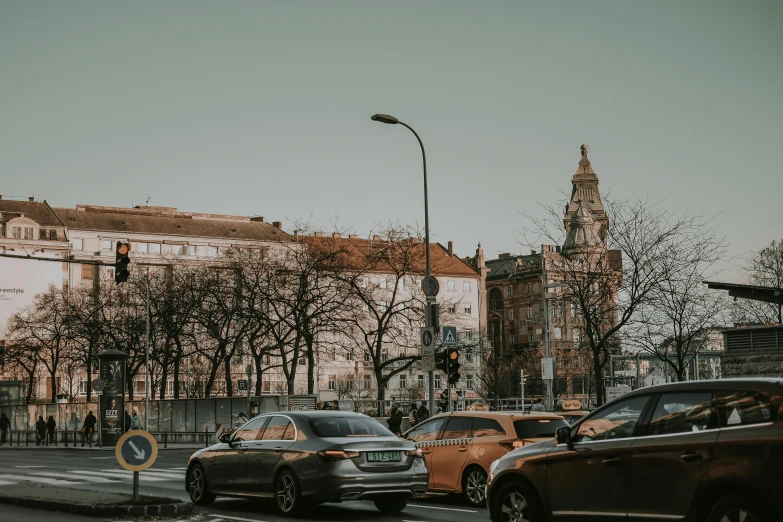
(402, 411), (569, 506)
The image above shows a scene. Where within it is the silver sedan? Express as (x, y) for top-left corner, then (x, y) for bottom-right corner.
(186, 411), (428, 516)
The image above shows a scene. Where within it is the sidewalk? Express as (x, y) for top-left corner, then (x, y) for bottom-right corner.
(0, 442), (205, 450)
(0, 483), (192, 517)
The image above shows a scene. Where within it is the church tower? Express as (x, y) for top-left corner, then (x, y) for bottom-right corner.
(563, 144), (609, 242)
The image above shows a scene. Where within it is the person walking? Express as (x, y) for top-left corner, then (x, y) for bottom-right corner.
(387, 403), (403, 436)
(35, 416), (47, 446)
(531, 399), (546, 412)
(417, 403), (430, 424)
(0, 412), (10, 446)
(83, 410), (97, 444)
(46, 415), (56, 445)
(130, 411), (142, 430)
(408, 403), (419, 428)
(124, 411), (132, 433)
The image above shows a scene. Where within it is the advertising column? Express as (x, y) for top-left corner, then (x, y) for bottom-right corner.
(97, 348), (128, 446)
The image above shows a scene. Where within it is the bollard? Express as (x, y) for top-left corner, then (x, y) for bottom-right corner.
(164, 428), (168, 449)
(55, 429), (58, 447)
(65, 428), (69, 448)
(205, 426), (209, 448)
(26, 430), (29, 446)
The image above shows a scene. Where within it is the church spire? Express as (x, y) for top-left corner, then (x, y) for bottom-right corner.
(562, 200), (603, 254)
(563, 144), (608, 241)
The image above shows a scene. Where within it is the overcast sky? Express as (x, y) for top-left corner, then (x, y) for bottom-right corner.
(2, 1), (781, 282)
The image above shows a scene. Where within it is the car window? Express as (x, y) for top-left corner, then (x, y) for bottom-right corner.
(514, 418), (569, 438)
(441, 417), (473, 440)
(282, 420), (296, 440)
(718, 390), (776, 427)
(575, 395), (649, 442)
(406, 418), (446, 442)
(474, 417), (506, 437)
(310, 416), (393, 437)
(261, 416), (292, 441)
(233, 417), (269, 442)
(646, 392), (717, 436)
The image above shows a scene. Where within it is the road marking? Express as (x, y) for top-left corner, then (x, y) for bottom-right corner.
(0, 474), (85, 486)
(88, 456), (115, 460)
(208, 515), (266, 522)
(408, 504), (478, 513)
(29, 472), (115, 483)
(0, 480), (15, 486)
(72, 470), (168, 482)
(13, 465), (46, 468)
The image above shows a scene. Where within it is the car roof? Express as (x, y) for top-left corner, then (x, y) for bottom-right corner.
(623, 378), (783, 398)
(283, 410), (369, 420)
(431, 411), (565, 421)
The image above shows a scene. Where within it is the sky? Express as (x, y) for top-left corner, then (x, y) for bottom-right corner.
(2, 1), (781, 282)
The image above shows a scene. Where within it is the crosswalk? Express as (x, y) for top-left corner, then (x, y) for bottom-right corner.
(0, 466), (186, 486)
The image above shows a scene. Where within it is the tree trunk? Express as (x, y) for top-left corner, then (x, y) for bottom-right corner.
(50, 370), (57, 403)
(593, 358), (604, 407)
(287, 375), (295, 395)
(254, 358), (264, 395)
(160, 359), (169, 400)
(307, 342), (316, 395)
(224, 357), (233, 397)
(204, 361), (220, 399)
(173, 359), (181, 399)
(376, 369), (385, 416)
(25, 376), (34, 404)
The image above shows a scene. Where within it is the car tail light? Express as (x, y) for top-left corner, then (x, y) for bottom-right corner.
(405, 448), (423, 458)
(499, 439), (528, 451)
(317, 449), (360, 461)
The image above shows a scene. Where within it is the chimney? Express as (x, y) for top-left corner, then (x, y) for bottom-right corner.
(272, 221), (282, 229)
(29, 196), (35, 202)
(332, 233), (342, 238)
(531, 249), (537, 255)
(348, 234), (358, 239)
(314, 232), (324, 237)
(499, 253), (511, 259)
(293, 230), (299, 237)
(447, 241), (453, 257)
(556, 245), (561, 253)
(250, 216), (265, 222)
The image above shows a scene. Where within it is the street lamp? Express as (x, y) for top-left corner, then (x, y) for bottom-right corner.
(371, 113), (435, 415)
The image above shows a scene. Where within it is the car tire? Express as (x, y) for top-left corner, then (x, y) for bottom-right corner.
(492, 481), (545, 522)
(707, 495), (772, 522)
(374, 496), (408, 514)
(187, 464), (216, 505)
(462, 466), (487, 507)
(275, 470), (301, 517)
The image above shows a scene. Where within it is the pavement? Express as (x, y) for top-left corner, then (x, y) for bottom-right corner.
(0, 448), (488, 522)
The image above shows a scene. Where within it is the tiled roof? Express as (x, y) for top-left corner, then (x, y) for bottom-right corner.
(53, 206), (291, 243)
(486, 254), (541, 281)
(303, 235), (479, 278)
(0, 199), (64, 226)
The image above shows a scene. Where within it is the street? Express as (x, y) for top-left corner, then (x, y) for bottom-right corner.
(0, 449), (486, 522)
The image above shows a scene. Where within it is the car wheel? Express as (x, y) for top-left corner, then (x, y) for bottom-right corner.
(493, 481), (544, 522)
(275, 470), (301, 516)
(462, 467), (487, 506)
(374, 495), (408, 514)
(187, 464), (216, 505)
(707, 495), (771, 522)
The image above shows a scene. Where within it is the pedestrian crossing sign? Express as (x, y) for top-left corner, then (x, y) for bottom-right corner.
(442, 326), (458, 347)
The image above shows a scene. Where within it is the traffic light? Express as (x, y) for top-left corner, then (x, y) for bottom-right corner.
(115, 241), (131, 284)
(434, 350), (448, 372)
(447, 348), (461, 385)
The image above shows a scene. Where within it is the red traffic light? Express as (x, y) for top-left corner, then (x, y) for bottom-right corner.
(117, 243), (130, 255)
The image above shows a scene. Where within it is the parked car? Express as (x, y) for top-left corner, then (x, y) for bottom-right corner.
(555, 399), (590, 425)
(186, 411), (428, 516)
(486, 378), (783, 522)
(402, 411), (569, 507)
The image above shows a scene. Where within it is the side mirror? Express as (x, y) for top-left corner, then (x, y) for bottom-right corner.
(555, 426), (572, 445)
(219, 433), (232, 444)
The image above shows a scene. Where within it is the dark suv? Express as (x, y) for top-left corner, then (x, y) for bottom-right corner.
(486, 378), (783, 522)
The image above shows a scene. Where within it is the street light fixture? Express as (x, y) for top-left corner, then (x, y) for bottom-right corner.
(371, 113), (435, 415)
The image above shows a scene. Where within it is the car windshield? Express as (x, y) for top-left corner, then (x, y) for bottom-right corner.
(514, 418), (569, 438)
(310, 416), (394, 438)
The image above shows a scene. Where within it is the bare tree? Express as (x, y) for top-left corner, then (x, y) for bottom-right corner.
(733, 239), (783, 325)
(1, 336), (41, 403)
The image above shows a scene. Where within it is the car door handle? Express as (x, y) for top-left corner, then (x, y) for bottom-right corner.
(602, 456), (622, 466)
(274, 447), (283, 453)
(421, 450), (432, 455)
(680, 451), (703, 463)
(458, 447), (468, 452)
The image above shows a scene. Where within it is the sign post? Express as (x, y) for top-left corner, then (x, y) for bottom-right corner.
(245, 364), (253, 418)
(116, 430), (158, 502)
(420, 327), (435, 372)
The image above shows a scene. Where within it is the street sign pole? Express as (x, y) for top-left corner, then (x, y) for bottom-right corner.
(116, 429), (158, 503)
(521, 370), (525, 411)
(245, 364), (253, 418)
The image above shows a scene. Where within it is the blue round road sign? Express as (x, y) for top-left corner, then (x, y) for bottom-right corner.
(422, 276), (440, 297)
(115, 430), (158, 472)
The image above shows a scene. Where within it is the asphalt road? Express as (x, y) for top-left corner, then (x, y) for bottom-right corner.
(0, 448), (488, 522)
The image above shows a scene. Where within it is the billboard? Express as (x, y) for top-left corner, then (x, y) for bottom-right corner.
(0, 254), (64, 337)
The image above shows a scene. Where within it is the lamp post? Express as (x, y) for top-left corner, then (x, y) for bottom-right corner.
(371, 113), (436, 415)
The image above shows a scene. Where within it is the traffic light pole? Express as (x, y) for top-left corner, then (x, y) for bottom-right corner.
(446, 356), (451, 414)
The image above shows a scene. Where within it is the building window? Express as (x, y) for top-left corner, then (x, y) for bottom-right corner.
(362, 276), (369, 288)
(328, 375), (336, 390)
(466, 349), (473, 363)
(434, 374), (441, 389)
(397, 278), (404, 290)
(380, 276), (387, 289)
(363, 375), (372, 389)
(463, 281), (471, 292)
(101, 240), (113, 251)
(136, 242), (148, 254)
(571, 303), (576, 317)
(364, 352), (371, 362)
(24, 227), (33, 240)
(70, 239), (83, 251)
(39, 229), (47, 240)
(464, 329), (473, 339)
(49, 229), (58, 240)
(573, 330), (581, 346)
(510, 334), (516, 344)
(417, 374), (425, 387)
(81, 264), (93, 281)
(508, 309), (514, 321)
(149, 243), (162, 254)
(526, 306), (532, 319)
(345, 349), (354, 361)
(206, 246), (218, 257)
(466, 374), (474, 390)
(464, 304), (472, 314)
(447, 280), (456, 292)
(399, 375), (407, 389)
(415, 279), (422, 291)
(506, 285), (513, 298)
(382, 350), (389, 362)
(380, 301), (388, 312)
(186, 245), (197, 256)
(554, 327), (562, 340)
(526, 283), (532, 294)
(448, 305), (456, 314)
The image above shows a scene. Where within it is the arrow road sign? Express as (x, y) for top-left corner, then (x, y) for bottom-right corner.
(442, 326), (458, 347)
(115, 430), (158, 472)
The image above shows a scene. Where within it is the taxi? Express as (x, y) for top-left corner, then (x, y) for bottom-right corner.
(402, 410), (568, 506)
(557, 399), (590, 424)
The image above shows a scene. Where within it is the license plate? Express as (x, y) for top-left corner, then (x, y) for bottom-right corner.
(367, 451), (401, 462)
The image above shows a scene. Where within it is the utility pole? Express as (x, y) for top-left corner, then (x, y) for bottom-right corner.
(520, 370), (526, 411)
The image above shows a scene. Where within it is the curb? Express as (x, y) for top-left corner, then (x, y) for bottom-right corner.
(0, 494), (193, 518)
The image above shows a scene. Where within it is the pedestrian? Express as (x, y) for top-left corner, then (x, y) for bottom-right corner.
(124, 411), (132, 433)
(0, 412), (10, 445)
(331, 400), (340, 411)
(387, 403), (403, 436)
(83, 410), (97, 444)
(46, 415), (56, 445)
(531, 399), (546, 412)
(130, 411), (142, 430)
(408, 403), (419, 427)
(35, 416), (47, 446)
(417, 403), (429, 423)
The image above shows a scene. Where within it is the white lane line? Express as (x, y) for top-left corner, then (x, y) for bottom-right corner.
(107, 470), (182, 480)
(88, 456), (115, 460)
(141, 469), (185, 478)
(72, 470), (167, 482)
(31, 472), (114, 483)
(0, 474), (85, 486)
(407, 504), (478, 513)
(209, 515), (266, 522)
(208, 519), (225, 522)
(13, 465), (46, 468)
(0, 480), (16, 486)
(168, 467), (188, 470)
